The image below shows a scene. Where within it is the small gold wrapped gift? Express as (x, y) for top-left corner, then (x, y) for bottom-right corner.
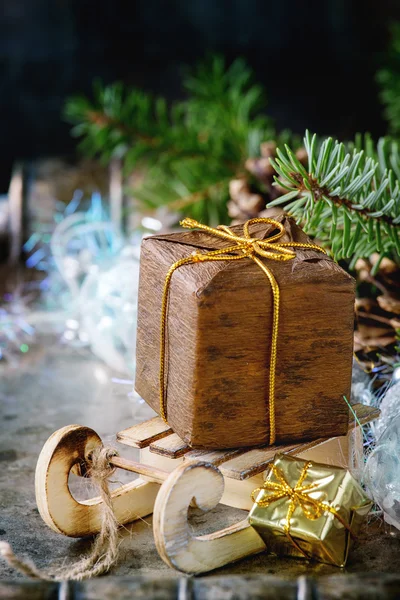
(248, 454), (372, 567)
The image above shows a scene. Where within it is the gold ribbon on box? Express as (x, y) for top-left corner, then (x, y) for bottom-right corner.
(159, 217), (327, 444)
(251, 461), (356, 558)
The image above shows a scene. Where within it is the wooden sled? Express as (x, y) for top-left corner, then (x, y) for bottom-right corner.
(35, 403), (379, 574)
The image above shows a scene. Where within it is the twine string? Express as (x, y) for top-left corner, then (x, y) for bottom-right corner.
(251, 461), (356, 558)
(0, 446), (120, 581)
(160, 217), (327, 445)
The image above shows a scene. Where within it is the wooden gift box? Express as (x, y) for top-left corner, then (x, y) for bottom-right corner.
(135, 216), (355, 449)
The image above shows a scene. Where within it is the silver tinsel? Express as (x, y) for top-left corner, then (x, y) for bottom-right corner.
(350, 359), (375, 406)
(365, 410), (400, 530)
(373, 380), (400, 441)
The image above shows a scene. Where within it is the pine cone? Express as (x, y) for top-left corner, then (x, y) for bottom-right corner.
(377, 295), (400, 315)
(228, 178), (265, 222)
(228, 141), (306, 223)
(245, 141), (276, 185)
(354, 255), (400, 358)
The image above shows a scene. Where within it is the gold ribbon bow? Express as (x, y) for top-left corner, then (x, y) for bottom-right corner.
(251, 462), (355, 558)
(159, 217), (327, 445)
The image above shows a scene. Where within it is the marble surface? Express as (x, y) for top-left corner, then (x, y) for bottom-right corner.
(1, 334), (400, 581)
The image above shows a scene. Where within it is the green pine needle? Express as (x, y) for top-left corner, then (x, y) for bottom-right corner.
(64, 55), (275, 225)
(268, 131), (400, 263)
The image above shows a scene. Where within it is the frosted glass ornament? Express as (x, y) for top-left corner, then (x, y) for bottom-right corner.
(51, 211), (124, 302)
(364, 413), (400, 530)
(373, 381), (400, 440)
(78, 248), (140, 374)
(350, 360), (374, 406)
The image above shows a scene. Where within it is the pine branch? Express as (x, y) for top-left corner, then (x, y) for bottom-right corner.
(268, 131), (400, 264)
(289, 171), (397, 227)
(64, 56), (275, 224)
(167, 180), (231, 211)
(85, 109), (159, 146)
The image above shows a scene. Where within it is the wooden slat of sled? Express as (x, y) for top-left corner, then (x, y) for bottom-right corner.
(118, 403), (379, 463)
(349, 403), (380, 426)
(220, 404), (380, 481)
(184, 447), (246, 466)
(117, 417), (171, 448)
(219, 443), (301, 480)
(149, 433), (190, 458)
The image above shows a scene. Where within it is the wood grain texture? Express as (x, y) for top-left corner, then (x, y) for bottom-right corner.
(219, 405), (372, 481)
(348, 403), (381, 425)
(135, 216), (355, 449)
(184, 447), (246, 466)
(117, 417), (171, 448)
(297, 434), (350, 466)
(149, 433), (190, 458)
(109, 456), (169, 484)
(118, 402), (377, 458)
(219, 443), (299, 480)
(3, 575), (400, 600)
(153, 462), (266, 574)
(136, 403), (376, 478)
(139, 446), (184, 476)
(140, 426), (362, 512)
(36, 407), (373, 538)
(35, 425), (159, 537)
(141, 433), (351, 482)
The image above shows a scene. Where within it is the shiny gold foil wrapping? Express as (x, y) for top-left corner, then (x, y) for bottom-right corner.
(248, 454), (372, 567)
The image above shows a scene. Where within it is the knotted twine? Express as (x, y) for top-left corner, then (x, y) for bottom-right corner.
(0, 446), (120, 581)
(159, 217), (327, 445)
(251, 461), (356, 559)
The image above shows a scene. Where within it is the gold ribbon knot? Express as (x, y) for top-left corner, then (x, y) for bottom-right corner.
(251, 461), (355, 557)
(159, 217), (327, 444)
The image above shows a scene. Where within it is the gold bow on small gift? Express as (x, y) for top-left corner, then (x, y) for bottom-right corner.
(251, 461), (355, 558)
(159, 217), (327, 444)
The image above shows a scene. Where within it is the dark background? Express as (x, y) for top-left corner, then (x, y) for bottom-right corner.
(1, 0), (399, 192)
